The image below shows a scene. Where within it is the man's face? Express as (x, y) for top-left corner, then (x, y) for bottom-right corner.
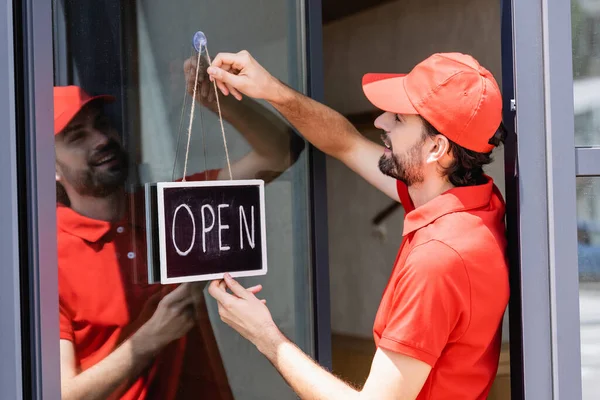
(375, 112), (428, 186)
(55, 104), (128, 198)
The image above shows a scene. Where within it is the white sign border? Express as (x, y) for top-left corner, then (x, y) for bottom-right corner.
(156, 179), (268, 284)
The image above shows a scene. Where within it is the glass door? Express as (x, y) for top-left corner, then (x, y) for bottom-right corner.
(6, 0), (330, 398)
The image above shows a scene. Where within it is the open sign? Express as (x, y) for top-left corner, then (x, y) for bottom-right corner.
(147, 180), (267, 284)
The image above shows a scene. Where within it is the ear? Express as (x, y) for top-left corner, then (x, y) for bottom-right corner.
(425, 135), (450, 164)
(55, 164), (62, 182)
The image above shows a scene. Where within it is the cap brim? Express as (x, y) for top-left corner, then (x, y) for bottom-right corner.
(54, 94), (115, 135)
(362, 73), (418, 115)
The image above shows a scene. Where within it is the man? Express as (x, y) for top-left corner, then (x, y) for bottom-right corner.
(56, 56), (303, 400)
(207, 51), (510, 399)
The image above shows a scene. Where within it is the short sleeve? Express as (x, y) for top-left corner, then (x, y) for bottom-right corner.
(59, 301), (75, 341)
(396, 180), (415, 213)
(378, 240), (470, 366)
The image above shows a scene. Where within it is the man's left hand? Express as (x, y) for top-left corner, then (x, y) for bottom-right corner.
(208, 274), (276, 347)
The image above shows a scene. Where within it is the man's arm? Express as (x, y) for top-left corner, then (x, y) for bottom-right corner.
(59, 336), (153, 400)
(260, 331), (430, 400)
(212, 96), (304, 183)
(206, 51), (400, 201)
(208, 276), (430, 400)
(184, 57), (304, 183)
(59, 284), (197, 400)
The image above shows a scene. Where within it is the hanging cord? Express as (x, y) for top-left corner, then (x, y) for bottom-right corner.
(181, 49), (202, 182)
(172, 49), (193, 181)
(205, 46), (233, 180)
(180, 45), (233, 181)
(198, 63), (209, 180)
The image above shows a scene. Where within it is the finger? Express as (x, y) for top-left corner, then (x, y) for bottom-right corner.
(163, 283), (191, 305)
(261, 299), (267, 305)
(201, 80), (209, 99)
(207, 67), (245, 92)
(217, 302), (231, 325)
(246, 284), (263, 295)
(216, 79), (230, 96)
(211, 52), (248, 71)
(226, 84), (243, 101)
(223, 273), (251, 299)
(183, 58), (195, 75)
(208, 280), (234, 304)
(190, 282), (206, 304)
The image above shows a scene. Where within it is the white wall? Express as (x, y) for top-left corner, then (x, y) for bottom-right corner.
(323, 0), (509, 340)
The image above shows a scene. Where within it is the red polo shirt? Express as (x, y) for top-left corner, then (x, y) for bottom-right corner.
(58, 171), (233, 400)
(373, 177), (509, 399)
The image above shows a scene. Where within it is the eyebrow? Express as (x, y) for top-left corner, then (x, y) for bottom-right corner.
(61, 124), (85, 139)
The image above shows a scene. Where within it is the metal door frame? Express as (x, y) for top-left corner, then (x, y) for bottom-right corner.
(509, 0), (583, 398)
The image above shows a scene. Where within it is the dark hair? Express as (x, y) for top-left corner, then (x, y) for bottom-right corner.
(421, 118), (506, 187)
(56, 181), (70, 206)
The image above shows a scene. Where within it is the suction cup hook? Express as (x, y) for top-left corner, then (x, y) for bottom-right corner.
(192, 31), (207, 53)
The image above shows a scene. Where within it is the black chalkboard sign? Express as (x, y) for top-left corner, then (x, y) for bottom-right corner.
(149, 180), (267, 284)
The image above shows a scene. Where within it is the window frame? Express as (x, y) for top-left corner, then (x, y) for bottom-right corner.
(510, 0), (584, 397)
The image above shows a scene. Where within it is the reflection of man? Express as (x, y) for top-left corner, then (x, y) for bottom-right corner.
(56, 57), (303, 400)
(207, 51), (509, 399)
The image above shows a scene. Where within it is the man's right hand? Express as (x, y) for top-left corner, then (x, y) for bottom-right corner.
(133, 284), (197, 356)
(208, 50), (401, 203)
(207, 50), (284, 104)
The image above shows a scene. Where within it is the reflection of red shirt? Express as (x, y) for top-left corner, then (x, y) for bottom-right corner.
(57, 170), (233, 400)
(373, 177), (509, 400)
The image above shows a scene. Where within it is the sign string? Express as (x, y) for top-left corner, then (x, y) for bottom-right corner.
(181, 43), (233, 182)
(172, 49), (192, 181)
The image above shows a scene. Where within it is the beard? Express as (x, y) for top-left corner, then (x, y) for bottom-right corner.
(378, 138), (425, 186)
(58, 141), (129, 198)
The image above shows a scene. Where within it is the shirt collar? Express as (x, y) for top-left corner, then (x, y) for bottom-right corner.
(56, 196), (143, 243)
(402, 176), (496, 236)
(57, 204), (113, 243)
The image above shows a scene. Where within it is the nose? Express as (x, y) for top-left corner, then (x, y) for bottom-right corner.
(374, 112), (393, 131)
(90, 129), (111, 151)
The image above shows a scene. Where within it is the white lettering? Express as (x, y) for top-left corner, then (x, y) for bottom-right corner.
(218, 204), (230, 251)
(239, 206), (255, 250)
(172, 204), (195, 256)
(201, 204), (215, 253)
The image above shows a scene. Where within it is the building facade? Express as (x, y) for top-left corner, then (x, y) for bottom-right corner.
(0, 0), (598, 399)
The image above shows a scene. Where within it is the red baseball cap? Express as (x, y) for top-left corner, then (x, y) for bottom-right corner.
(362, 53), (502, 153)
(54, 85), (115, 135)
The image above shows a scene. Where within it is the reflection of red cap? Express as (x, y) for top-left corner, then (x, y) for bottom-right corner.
(53, 86), (115, 135)
(362, 53), (502, 153)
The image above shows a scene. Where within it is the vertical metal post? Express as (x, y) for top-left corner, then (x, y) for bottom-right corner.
(541, 0), (582, 397)
(18, 0), (61, 397)
(0, 0), (24, 397)
(306, 0), (332, 369)
(511, 0), (554, 397)
(511, 0), (583, 397)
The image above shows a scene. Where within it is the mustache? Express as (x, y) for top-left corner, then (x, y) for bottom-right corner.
(88, 140), (124, 166)
(380, 133), (392, 150)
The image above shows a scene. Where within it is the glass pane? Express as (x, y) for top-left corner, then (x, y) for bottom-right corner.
(577, 177), (600, 399)
(572, 0), (600, 147)
(52, 1), (311, 399)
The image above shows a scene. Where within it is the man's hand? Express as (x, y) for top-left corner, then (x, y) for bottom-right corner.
(132, 284), (197, 356)
(208, 274), (273, 348)
(184, 55), (219, 109)
(206, 51), (284, 104)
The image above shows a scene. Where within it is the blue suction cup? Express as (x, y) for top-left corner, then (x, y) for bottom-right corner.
(192, 31), (207, 52)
